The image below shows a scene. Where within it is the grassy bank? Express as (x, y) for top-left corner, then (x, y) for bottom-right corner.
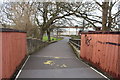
(42, 36), (62, 41)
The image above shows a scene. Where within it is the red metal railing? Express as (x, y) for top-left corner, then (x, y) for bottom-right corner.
(80, 31), (120, 79)
(0, 28), (27, 79)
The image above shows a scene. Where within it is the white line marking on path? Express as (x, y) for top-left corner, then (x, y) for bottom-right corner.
(80, 60), (110, 80)
(15, 55), (30, 80)
(90, 67), (110, 80)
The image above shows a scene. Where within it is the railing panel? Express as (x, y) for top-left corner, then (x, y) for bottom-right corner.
(80, 32), (120, 79)
(0, 28), (27, 79)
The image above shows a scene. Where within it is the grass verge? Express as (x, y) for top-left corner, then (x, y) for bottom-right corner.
(42, 36), (62, 41)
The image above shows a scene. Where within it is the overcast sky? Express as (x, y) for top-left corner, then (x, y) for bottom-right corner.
(0, 0), (3, 4)
(0, 0), (119, 31)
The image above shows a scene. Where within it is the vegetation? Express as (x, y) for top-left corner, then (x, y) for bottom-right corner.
(0, 0), (120, 41)
(94, 0), (120, 31)
(63, 0), (120, 31)
(42, 36), (62, 42)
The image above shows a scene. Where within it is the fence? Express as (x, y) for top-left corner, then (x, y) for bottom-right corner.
(80, 31), (120, 79)
(0, 28), (27, 79)
(69, 39), (81, 50)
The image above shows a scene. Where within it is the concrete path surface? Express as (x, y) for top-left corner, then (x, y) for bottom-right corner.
(17, 37), (107, 79)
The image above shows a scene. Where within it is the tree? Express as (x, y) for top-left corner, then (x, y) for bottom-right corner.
(1, 2), (78, 40)
(94, 0), (120, 31)
(35, 2), (74, 41)
(1, 2), (38, 37)
(64, 1), (120, 31)
(61, 2), (101, 30)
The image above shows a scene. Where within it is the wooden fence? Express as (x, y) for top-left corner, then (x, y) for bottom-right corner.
(80, 31), (120, 79)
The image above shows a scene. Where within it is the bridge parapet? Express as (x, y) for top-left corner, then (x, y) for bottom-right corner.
(0, 28), (51, 79)
(80, 31), (120, 79)
(0, 28), (27, 79)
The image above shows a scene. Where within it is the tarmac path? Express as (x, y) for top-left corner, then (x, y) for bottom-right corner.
(18, 37), (107, 79)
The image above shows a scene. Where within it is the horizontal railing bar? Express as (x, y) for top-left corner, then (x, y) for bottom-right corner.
(70, 40), (80, 47)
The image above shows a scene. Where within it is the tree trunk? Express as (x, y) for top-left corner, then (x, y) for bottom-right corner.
(47, 29), (51, 42)
(108, 2), (112, 31)
(102, 1), (109, 31)
(57, 28), (58, 38)
(108, 14), (112, 31)
(39, 29), (44, 40)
